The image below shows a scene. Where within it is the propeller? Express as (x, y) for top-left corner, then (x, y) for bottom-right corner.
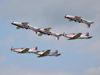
(10, 46), (13, 51)
(11, 20), (14, 24)
(64, 14), (67, 18)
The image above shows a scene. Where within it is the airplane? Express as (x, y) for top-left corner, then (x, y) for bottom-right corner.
(11, 22), (30, 29)
(10, 47), (38, 53)
(64, 14), (94, 28)
(62, 32), (92, 40)
(37, 27), (62, 40)
(36, 49), (61, 57)
(11, 21), (40, 34)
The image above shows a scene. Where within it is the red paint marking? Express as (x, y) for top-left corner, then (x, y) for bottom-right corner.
(10, 48), (13, 50)
(11, 22), (13, 24)
(75, 16), (78, 17)
(34, 47), (37, 50)
(56, 37), (59, 40)
(55, 50), (58, 53)
(44, 28), (47, 30)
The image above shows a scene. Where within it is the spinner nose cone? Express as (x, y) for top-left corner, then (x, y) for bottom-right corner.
(64, 16), (66, 18)
(10, 48), (13, 50)
(11, 22), (14, 24)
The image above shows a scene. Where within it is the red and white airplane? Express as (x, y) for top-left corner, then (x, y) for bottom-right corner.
(11, 22), (40, 34)
(37, 27), (62, 40)
(64, 14), (94, 28)
(10, 47), (38, 53)
(62, 32), (92, 40)
(36, 49), (61, 57)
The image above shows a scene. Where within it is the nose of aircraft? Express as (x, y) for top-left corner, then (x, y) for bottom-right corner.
(11, 22), (13, 24)
(64, 16), (66, 18)
(10, 48), (13, 50)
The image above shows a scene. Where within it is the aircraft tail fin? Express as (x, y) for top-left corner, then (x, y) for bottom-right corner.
(34, 47), (38, 50)
(55, 50), (58, 54)
(86, 32), (89, 36)
(56, 37), (59, 40)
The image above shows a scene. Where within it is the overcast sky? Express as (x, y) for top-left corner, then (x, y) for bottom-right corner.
(0, 0), (100, 75)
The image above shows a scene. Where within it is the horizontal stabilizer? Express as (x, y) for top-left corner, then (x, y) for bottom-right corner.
(90, 22), (94, 24)
(56, 53), (61, 56)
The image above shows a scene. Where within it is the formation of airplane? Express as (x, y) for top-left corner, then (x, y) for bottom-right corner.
(10, 47), (61, 57)
(62, 32), (92, 40)
(11, 14), (94, 58)
(64, 14), (94, 28)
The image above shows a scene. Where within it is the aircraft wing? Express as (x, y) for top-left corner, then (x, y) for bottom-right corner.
(37, 49), (51, 57)
(19, 48), (29, 53)
(68, 33), (82, 40)
(75, 16), (81, 19)
(44, 27), (52, 31)
(38, 33), (44, 36)
(22, 22), (29, 25)
(56, 53), (61, 56)
(16, 26), (21, 29)
(36, 28), (41, 31)
(69, 19), (73, 22)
